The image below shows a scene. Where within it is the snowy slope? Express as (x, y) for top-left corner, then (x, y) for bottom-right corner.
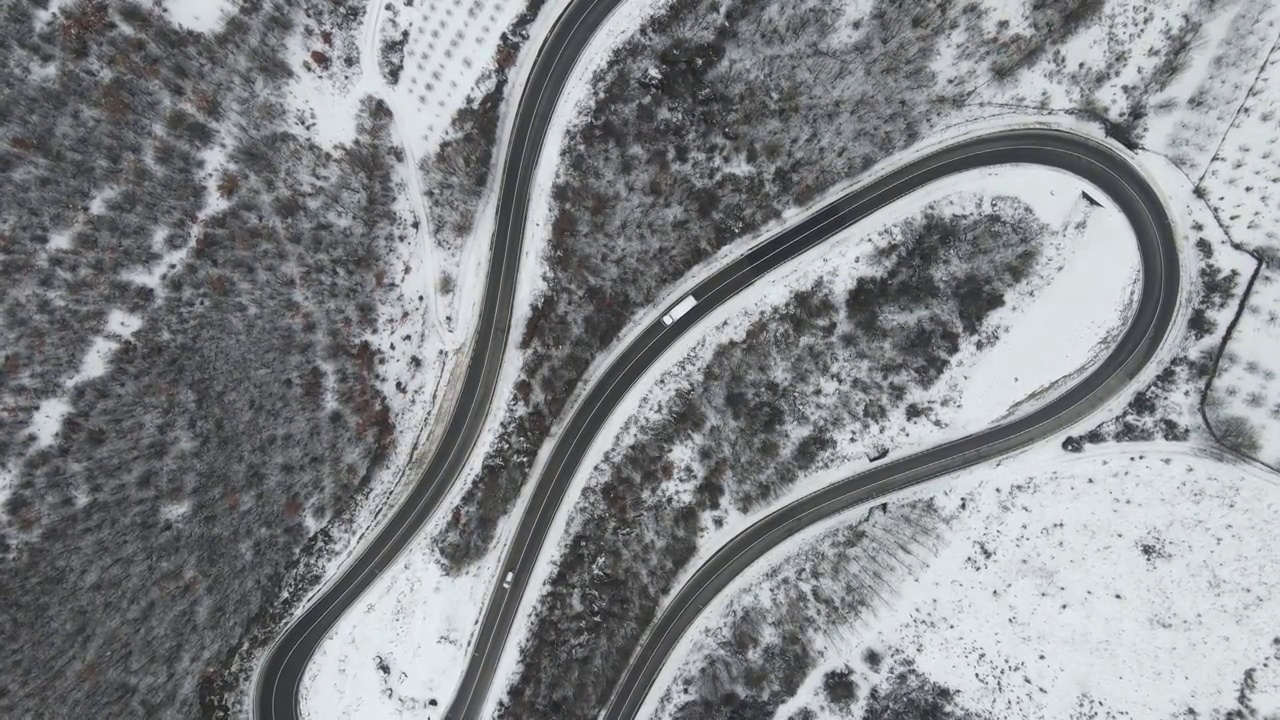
(647, 445), (1280, 720)
(158, 0), (233, 33)
(1195, 9), (1280, 471)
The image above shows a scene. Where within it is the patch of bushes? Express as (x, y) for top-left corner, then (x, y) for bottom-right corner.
(864, 658), (985, 720)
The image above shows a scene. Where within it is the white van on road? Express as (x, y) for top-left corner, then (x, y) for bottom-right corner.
(661, 295), (698, 327)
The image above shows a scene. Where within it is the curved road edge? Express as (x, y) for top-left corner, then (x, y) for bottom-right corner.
(600, 139), (1180, 718)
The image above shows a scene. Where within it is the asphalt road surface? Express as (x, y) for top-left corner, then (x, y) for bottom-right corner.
(253, 0), (1179, 716)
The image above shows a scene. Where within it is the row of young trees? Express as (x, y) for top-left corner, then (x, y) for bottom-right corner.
(660, 501), (952, 719)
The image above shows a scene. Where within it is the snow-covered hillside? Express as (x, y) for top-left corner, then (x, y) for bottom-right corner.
(647, 446), (1280, 720)
(1195, 12), (1280, 471)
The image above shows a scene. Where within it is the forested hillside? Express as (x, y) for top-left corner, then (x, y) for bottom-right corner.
(0, 1), (409, 714)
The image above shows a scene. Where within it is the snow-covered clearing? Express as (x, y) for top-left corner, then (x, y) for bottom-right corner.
(25, 398), (71, 451)
(158, 0), (233, 33)
(645, 445), (1280, 720)
(300, 525), (511, 717)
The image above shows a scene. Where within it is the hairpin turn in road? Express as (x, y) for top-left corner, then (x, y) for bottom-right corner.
(253, 0), (1179, 717)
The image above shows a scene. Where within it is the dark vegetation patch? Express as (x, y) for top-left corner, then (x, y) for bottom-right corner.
(823, 666), (860, 706)
(1137, 533), (1171, 565)
(0, 2), (409, 715)
(863, 658), (987, 720)
(379, 28), (410, 85)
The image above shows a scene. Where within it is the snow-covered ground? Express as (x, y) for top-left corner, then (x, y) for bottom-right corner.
(300, 524), (510, 717)
(1193, 6), (1280, 470)
(1207, 274), (1280, 468)
(1199, 34), (1280, 254)
(1153, 0), (1280, 181)
(647, 445), (1280, 720)
(158, 0), (233, 34)
(252, 0), (541, 714)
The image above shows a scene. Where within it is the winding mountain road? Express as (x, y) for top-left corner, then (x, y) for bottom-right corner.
(599, 142), (1178, 718)
(253, 0), (1180, 716)
(451, 134), (1179, 719)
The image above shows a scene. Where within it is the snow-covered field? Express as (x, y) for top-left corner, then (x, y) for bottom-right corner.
(158, 0), (234, 34)
(1193, 4), (1280, 470)
(1159, 0), (1280, 185)
(1207, 274), (1280, 468)
(647, 445), (1280, 720)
